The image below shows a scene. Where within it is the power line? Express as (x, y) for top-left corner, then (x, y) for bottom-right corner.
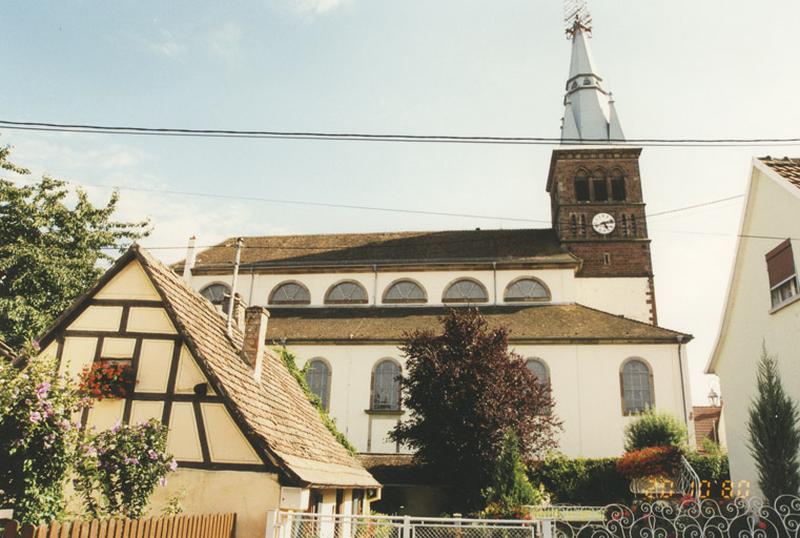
(3, 119), (800, 147)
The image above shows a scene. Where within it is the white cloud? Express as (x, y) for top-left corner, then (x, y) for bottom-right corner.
(139, 28), (187, 61)
(208, 22), (243, 63)
(291, 0), (352, 16)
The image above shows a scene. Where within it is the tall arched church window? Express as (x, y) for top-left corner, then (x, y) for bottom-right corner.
(269, 281), (311, 305)
(574, 171), (590, 202)
(505, 278), (551, 303)
(442, 278), (489, 303)
(610, 169), (627, 201)
(592, 169), (609, 201)
(371, 359), (401, 411)
(525, 358), (550, 387)
(200, 283), (231, 312)
(325, 281), (368, 304)
(305, 359), (331, 411)
(383, 280), (427, 304)
(621, 359), (654, 415)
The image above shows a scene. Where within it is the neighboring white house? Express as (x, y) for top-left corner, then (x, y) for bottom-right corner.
(707, 157), (800, 497)
(175, 13), (696, 470)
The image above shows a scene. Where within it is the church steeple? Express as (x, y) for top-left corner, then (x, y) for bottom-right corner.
(560, 7), (624, 144)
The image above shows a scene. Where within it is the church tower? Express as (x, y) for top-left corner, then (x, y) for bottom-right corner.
(547, 1), (657, 323)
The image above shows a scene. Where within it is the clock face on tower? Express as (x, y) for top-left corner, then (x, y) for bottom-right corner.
(592, 212), (616, 235)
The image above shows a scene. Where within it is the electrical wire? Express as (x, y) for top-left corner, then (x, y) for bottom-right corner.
(3, 119), (800, 147)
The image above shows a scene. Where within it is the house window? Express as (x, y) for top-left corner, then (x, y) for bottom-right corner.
(200, 283), (231, 312)
(305, 359), (331, 411)
(371, 359), (401, 411)
(525, 358), (550, 387)
(575, 171), (591, 202)
(442, 279), (489, 303)
(621, 359), (653, 415)
(505, 278), (551, 302)
(610, 170), (626, 201)
(325, 281), (369, 304)
(269, 281), (311, 305)
(384, 280), (427, 304)
(766, 239), (799, 309)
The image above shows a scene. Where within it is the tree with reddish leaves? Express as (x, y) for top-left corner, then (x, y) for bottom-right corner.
(390, 308), (562, 510)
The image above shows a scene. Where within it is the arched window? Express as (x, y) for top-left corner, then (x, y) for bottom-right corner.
(325, 281), (368, 305)
(574, 170), (590, 202)
(383, 279), (427, 304)
(200, 283), (231, 312)
(592, 169), (609, 201)
(371, 360), (401, 411)
(505, 278), (551, 303)
(621, 359), (654, 415)
(442, 278), (489, 303)
(305, 359), (331, 411)
(270, 281), (311, 305)
(525, 358), (550, 387)
(610, 169), (626, 201)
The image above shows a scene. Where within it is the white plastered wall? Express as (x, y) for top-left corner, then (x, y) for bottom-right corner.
(291, 341), (689, 457)
(711, 166), (800, 498)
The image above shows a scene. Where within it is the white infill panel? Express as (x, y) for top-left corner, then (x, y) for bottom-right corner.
(94, 260), (161, 300)
(126, 307), (177, 334)
(69, 306), (123, 332)
(136, 339), (174, 393)
(87, 399), (125, 431)
(174, 345), (212, 394)
(129, 400), (164, 424)
(60, 337), (98, 378)
(167, 402), (203, 462)
(102, 337), (136, 359)
(201, 403), (261, 464)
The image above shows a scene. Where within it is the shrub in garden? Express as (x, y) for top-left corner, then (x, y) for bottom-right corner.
(0, 350), (87, 525)
(747, 347), (800, 500)
(529, 454), (632, 505)
(480, 431), (546, 518)
(616, 446), (683, 480)
(75, 419), (176, 519)
(623, 408), (687, 452)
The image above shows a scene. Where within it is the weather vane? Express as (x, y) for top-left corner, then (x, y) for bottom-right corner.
(564, 0), (592, 37)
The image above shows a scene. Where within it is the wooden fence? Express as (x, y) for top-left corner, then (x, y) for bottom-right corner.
(0, 513), (236, 538)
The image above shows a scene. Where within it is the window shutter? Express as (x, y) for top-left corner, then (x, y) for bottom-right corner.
(766, 239), (796, 287)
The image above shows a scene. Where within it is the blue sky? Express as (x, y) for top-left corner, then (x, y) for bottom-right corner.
(4, 0), (800, 404)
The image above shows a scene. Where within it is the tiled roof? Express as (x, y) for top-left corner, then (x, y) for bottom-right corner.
(132, 247), (378, 488)
(760, 157), (800, 191)
(174, 229), (578, 271)
(693, 405), (722, 449)
(267, 304), (691, 344)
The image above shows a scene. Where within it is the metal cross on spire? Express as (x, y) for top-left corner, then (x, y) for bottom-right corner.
(564, 0), (592, 37)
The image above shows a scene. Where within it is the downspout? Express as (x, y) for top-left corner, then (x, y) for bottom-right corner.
(182, 236), (196, 282)
(226, 237), (244, 337)
(676, 335), (690, 433)
(492, 262), (498, 305)
(373, 264), (378, 306)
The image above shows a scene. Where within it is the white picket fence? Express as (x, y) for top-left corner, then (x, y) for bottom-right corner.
(265, 511), (538, 538)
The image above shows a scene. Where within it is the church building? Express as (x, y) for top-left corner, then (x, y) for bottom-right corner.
(176, 12), (694, 467)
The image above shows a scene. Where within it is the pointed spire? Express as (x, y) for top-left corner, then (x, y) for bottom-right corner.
(560, 17), (624, 144)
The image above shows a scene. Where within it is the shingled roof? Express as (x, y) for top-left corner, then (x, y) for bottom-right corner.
(266, 304), (691, 344)
(175, 228), (578, 272)
(41, 245), (378, 489)
(760, 157), (800, 191)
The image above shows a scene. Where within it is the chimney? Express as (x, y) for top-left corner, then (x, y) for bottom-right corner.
(242, 306), (269, 379)
(232, 293), (247, 332)
(182, 236), (197, 281)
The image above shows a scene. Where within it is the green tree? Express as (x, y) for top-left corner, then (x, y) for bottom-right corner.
(623, 408), (687, 451)
(390, 308), (561, 510)
(747, 346), (800, 500)
(0, 144), (149, 349)
(481, 431), (545, 517)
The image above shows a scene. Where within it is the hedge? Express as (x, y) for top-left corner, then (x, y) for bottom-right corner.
(529, 452), (730, 505)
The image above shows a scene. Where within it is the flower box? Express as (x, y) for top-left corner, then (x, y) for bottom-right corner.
(79, 361), (135, 400)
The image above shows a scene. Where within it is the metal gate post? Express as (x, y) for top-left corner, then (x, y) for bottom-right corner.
(402, 515), (411, 538)
(265, 510), (278, 538)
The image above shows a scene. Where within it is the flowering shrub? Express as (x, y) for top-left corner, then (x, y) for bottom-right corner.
(0, 349), (88, 525)
(78, 361), (134, 399)
(617, 446), (683, 480)
(75, 419), (176, 519)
